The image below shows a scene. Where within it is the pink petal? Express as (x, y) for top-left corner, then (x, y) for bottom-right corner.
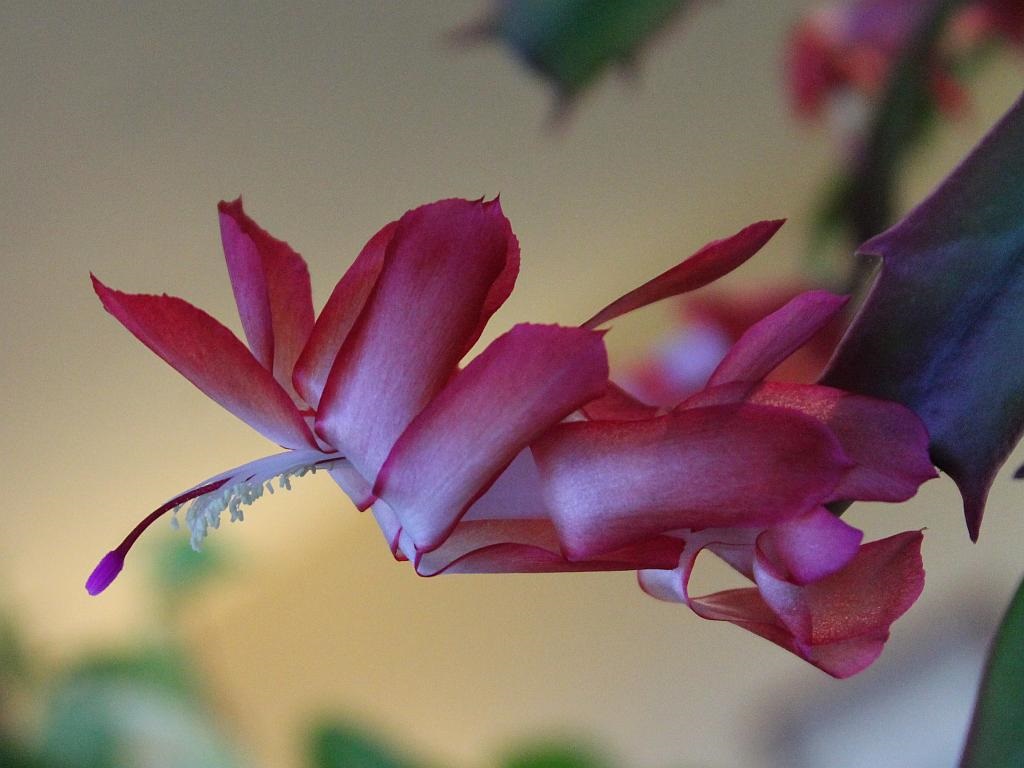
(92, 276), (317, 450)
(315, 198), (519, 480)
(640, 528), (921, 677)
(683, 381), (937, 501)
(414, 519), (685, 576)
(358, 451), (681, 575)
(756, 507), (863, 586)
(688, 587), (890, 678)
(758, 530), (925, 646)
(799, 635), (890, 679)
(532, 403), (852, 559)
(375, 323), (607, 551)
(368, 500), (406, 560)
(403, 451), (682, 574)
(638, 529), (757, 602)
(581, 381), (661, 421)
(705, 290), (848, 387)
(292, 220), (398, 409)
(582, 220), (785, 329)
(328, 463), (375, 510)
(218, 199), (314, 400)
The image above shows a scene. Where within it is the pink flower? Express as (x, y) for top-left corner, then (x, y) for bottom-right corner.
(89, 198), (770, 592)
(89, 197), (607, 591)
(620, 283), (845, 407)
(533, 289), (937, 676)
(89, 199), (935, 676)
(787, 0), (1022, 125)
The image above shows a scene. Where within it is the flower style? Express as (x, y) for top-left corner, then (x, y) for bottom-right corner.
(89, 198), (935, 677)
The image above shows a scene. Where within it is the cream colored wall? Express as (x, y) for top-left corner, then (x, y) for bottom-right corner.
(2, 2), (1022, 766)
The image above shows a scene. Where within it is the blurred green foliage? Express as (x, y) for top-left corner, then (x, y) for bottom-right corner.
(39, 647), (241, 768)
(499, 740), (613, 768)
(308, 722), (426, 768)
(152, 537), (226, 594)
(961, 576), (1024, 767)
(459, 0), (688, 114)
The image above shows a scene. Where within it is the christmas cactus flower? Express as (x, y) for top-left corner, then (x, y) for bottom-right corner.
(88, 198), (935, 677)
(89, 198), (610, 590)
(533, 287), (935, 677)
(87, 201), (778, 590)
(788, 0), (1022, 125)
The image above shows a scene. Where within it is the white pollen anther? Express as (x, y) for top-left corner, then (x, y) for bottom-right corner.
(179, 461), (326, 550)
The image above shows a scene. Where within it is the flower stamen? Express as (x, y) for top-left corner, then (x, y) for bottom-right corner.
(86, 454), (342, 596)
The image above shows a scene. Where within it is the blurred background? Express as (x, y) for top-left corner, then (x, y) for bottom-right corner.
(1, 1), (1022, 766)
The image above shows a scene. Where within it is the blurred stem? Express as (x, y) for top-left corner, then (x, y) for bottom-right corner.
(811, 0), (973, 293)
(846, 0), (968, 247)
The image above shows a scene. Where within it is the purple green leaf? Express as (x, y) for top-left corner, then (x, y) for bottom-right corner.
(455, 0), (691, 116)
(823, 92), (1024, 539)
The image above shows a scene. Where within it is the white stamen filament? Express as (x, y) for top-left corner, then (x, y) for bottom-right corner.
(172, 461), (328, 550)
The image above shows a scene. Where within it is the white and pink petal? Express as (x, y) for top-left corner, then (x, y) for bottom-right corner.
(375, 323), (608, 552)
(315, 198), (520, 480)
(218, 198), (315, 400)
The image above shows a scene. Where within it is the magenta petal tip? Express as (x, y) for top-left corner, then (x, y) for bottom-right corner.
(86, 550), (124, 596)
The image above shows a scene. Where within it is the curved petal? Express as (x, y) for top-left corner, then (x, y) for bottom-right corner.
(292, 220), (397, 409)
(705, 290), (848, 387)
(414, 519), (685, 576)
(639, 528), (922, 677)
(532, 403), (852, 559)
(682, 381), (937, 501)
(218, 198), (314, 400)
(316, 198), (520, 480)
(328, 462), (375, 510)
(581, 380), (661, 421)
(92, 276), (317, 450)
(756, 530), (925, 647)
(688, 587), (891, 678)
(367, 499), (407, 560)
(756, 507), (863, 586)
(582, 219), (785, 329)
(375, 324), (608, 552)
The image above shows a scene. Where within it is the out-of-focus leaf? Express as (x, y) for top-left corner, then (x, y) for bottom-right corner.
(0, 612), (29, 682)
(455, 0), (690, 113)
(0, 738), (49, 768)
(151, 536), (227, 603)
(59, 647), (198, 699)
(961, 576), (1024, 767)
(814, 0), (969, 252)
(308, 722), (423, 768)
(823, 92), (1024, 539)
(41, 648), (240, 768)
(500, 740), (613, 768)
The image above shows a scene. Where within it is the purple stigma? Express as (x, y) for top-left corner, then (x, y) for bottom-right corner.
(84, 478), (229, 596)
(86, 550), (125, 595)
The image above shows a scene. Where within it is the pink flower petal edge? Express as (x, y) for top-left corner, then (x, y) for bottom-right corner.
(315, 198), (520, 482)
(218, 197), (314, 400)
(582, 219), (785, 329)
(533, 403), (854, 559)
(91, 275), (317, 450)
(375, 323), (608, 553)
